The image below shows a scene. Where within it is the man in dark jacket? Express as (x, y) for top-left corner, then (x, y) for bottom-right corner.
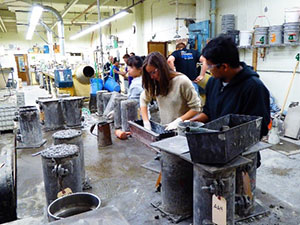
(192, 35), (270, 166)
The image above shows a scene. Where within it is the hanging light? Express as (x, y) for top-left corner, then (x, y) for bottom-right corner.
(70, 9), (132, 40)
(26, 5), (43, 40)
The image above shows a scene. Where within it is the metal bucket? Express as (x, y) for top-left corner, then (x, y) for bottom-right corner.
(114, 96), (128, 129)
(16, 106), (45, 148)
(61, 97), (84, 128)
(96, 90), (108, 116)
(269, 25), (283, 45)
(52, 130), (86, 188)
(121, 99), (139, 132)
(47, 192), (101, 222)
(90, 122), (112, 147)
(254, 26), (268, 46)
(284, 22), (300, 44)
(41, 144), (82, 205)
(38, 99), (64, 130)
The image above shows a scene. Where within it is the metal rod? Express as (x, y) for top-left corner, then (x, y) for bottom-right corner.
(97, 0), (104, 79)
(257, 69), (300, 74)
(51, 0), (79, 29)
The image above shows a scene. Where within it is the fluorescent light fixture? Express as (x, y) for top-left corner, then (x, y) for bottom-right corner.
(70, 10), (130, 40)
(26, 5), (43, 40)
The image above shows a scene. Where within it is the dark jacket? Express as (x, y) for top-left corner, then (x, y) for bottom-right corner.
(203, 62), (270, 137)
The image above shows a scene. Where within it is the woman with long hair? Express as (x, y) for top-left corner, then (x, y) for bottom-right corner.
(140, 51), (201, 130)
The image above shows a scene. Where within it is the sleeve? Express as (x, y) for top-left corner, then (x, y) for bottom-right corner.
(240, 81), (270, 137)
(202, 78), (213, 118)
(180, 77), (201, 112)
(139, 90), (152, 107)
(128, 86), (144, 103)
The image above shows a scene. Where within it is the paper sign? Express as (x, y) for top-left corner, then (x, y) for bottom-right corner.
(212, 194), (226, 225)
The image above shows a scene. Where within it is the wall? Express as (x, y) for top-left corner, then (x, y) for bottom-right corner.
(214, 0), (300, 110)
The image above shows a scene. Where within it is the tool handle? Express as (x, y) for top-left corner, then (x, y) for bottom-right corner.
(280, 60), (300, 115)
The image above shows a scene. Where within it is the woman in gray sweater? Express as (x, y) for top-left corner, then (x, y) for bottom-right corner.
(140, 51), (201, 131)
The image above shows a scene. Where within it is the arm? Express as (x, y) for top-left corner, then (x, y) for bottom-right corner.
(139, 90), (152, 129)
(167, 55), (176, 71)
(114, 69), (127, 77)
(194, 55), (208, 82)
(190, 112), (209, 123)
(180, 109), (198, 121)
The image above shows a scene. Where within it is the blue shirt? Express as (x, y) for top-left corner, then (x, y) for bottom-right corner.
(110, 65), (120, 83)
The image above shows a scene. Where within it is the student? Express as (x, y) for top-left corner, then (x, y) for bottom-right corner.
(140, 51), (201, 131)
(191, 35), (270, 167)
(110, 57), (120, 83)
(106, 56), (144, 120)
(167, 42), (201, 92)
(127, 56), (144, 102)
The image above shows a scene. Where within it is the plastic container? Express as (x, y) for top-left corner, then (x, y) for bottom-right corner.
(285, 8), (300, 23)
(104, 76), (121, 92)
(227, 30), (240, 45)
(239, 31), (252, 47)
(269, 25), (283, 45)
(284, 22), (300, 44)
(186, 114), (262, 165)
(90, 78), (103, 95)
(254, 27), (269, 46)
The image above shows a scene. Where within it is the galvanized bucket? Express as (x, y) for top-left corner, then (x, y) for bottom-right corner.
(47, 192), (101, 222)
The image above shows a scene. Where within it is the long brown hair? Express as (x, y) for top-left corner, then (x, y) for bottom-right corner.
(142, 52), (176, 97)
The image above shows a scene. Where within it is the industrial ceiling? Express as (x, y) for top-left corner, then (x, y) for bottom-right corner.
(0, 0), (131, 33)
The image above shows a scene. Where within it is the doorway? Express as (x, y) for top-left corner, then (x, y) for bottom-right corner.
(14, 54), (30, 85)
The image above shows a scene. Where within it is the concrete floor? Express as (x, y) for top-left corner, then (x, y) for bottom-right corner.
(2, 85), (300, 225)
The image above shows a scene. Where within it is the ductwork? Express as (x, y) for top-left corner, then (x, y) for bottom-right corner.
(41, 5), (65, 56)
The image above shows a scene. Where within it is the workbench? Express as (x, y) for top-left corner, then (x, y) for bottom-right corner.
(151, 135), (271, 225)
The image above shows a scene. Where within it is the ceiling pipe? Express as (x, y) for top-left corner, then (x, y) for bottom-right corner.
(174, 0), (180, 38)
(40, 20), (55, 57)
(42, 5), (65, 56)
(51, 0), (79, 30)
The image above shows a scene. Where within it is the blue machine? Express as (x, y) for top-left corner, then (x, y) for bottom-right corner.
(54, 69), (73, 88)
(188, 20), (210, 53)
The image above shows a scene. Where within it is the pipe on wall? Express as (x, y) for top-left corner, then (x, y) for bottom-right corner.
(210, 0), (216, 38)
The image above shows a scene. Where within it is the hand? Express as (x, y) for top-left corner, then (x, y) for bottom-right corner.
(165, 118), (182, 131)
(143, 120), (151, 130)
(193, 75), (204, 83)
(113, 69), (118, 74)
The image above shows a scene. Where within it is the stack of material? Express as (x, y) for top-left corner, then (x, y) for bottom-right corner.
(0, 104), (16, 132)
(221, 14), (235, 33)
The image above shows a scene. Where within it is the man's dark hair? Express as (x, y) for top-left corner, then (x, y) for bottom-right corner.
(127, 56), (143, 69)
(123, 54), (130, 59)
(201, 35), (240, 68)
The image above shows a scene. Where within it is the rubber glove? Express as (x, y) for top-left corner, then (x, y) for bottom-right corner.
(143, 120), (151, 130)
(106, 110), (114, 120)
(165, 118), (182, 131)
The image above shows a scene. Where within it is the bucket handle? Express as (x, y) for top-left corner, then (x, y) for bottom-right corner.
(90, 123), (98, 137)
(253, 15), (270, 28)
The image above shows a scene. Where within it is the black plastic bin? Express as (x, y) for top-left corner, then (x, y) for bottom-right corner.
(186, 114), (262, 164)
(128, 120), (176, 148)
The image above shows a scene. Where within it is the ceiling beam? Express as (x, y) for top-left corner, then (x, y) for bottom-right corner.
(51, 0), (79, 29)
(70, 0), (97, 24)
(0, 15), (8, 32)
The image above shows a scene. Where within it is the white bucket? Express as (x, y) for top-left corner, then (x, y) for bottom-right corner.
(285, 8), (300, 23)
(239, 31), (252, 47)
